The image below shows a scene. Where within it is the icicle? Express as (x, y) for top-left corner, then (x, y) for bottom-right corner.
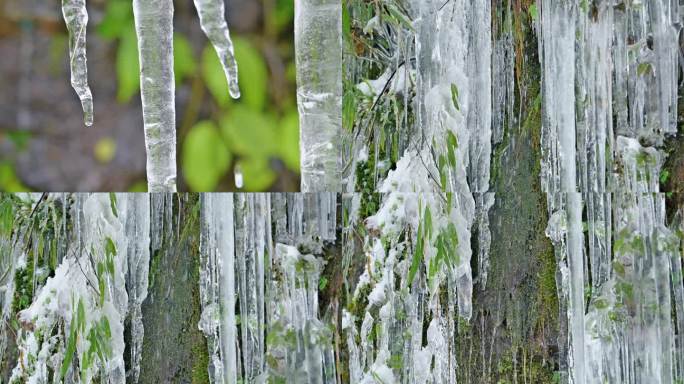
(538, 2), (585, 382)
(198, 193), (237, 383)
(234, 164), (244, 189)
(271, 243), (336, 383)
(539, 0), (681, 382)
(120, 194), (150, 383)
(192, 0), (240, 99)
(234, 194), (269, 380)
(132, 0), (177, 192)
(295, 0), (343, 191)
(61, 0), (93, 126)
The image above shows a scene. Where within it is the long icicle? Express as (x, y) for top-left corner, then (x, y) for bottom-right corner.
(294, 0), (342, 191)
(61, 0), (93, 127)
(193, 0), (241, 99)
(132, 0), (177, 192)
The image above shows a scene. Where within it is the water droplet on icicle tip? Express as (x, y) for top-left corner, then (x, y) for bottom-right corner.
(83, 98), (94, 127)
(62, 0), (94, 127)
(192, 0), (241, 100)
(234, 164), (244, 189)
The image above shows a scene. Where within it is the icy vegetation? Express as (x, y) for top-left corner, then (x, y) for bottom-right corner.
(61, 0), (93, 127)
(343, 0), (494, 290)
(538, 0), (682, 382)
(295, 0), (343, 191)
(343, 189), (472, 383)
(0, 194), (150, 384)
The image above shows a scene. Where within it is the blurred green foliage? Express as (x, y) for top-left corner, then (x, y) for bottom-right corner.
(97, 0), (299, 191)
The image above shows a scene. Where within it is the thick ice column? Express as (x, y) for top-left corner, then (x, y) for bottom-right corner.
(234, 194), (269, 379)
(193, 0), (240, 99)
(539, 1), (584, 382)
(61, 0), (93, 126)
(198, 194), (237, 384)
(132, 0), (177, 192)
(121, 194), (151, 383)
(295, 0), (342, 191)
(272, 243), (335, 383)
(466, 0), (492, 194)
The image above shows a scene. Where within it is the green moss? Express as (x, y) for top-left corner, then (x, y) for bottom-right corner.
(347, 281), (372, 329)
(12, 250), (34, 314)
(496, 346), (556, 384)
(191, 341), (210, 384)
(355, 160), (381, 219)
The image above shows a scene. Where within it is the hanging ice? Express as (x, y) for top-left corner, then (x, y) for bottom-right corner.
(61, 0), (93, 126)
(538, 0), (682, 382)
(198, 193), (238, 383)
(234, 194), (269, 380)
(295, 0), (342, 191)
(193, 0), (240, 99)
(120, 194), (151, 383)
(198, 193), (337, 383)
(132, 0), (177, 192)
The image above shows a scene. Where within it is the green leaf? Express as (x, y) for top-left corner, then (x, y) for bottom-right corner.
(343, 88), (358, 132)
(202, 44), (231, 107)
(220, 106), (278, 157)
(233, 38), (268, 110)
(660, 169), (670, 184)
(105, 237), (117, 258)
(174, 33), (196, 85)
(116, 27), (140, 102)
(269, 0), (295, 32)
(318, 276), (328, 291)
(101, 316), (112, 340)
(342, 4), (351, 41)
(594, 298), (609, 310)
(238, 157), (276, 191)
(528, 3), (539, 21)
(385, 3), (414, 31)
(61, 315), (77, 379)
(77, 298), (86, 332)
(637, 62), (653, 77)
(423, 206), (432, 239)
(279, 112), (300, 171)
(6, 130), (31, 151)
(0, 162), (29, 192)
(450, 83), (460, 111)
(612, 260), (626, 277)
(182, 121), (232, 191)
(97, 0), (133, 39)
(446, 130), (458, 167)
(407, 218), (424, 288)
(438, 155), (447, 191)
(109, 193), (118, 218)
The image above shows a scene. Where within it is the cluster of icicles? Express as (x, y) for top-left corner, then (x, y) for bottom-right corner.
(0, 193), (340, 384)
(198, 193), (338, 383)
(538, 1), (682, 383)
(61, 0), (240, 192)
